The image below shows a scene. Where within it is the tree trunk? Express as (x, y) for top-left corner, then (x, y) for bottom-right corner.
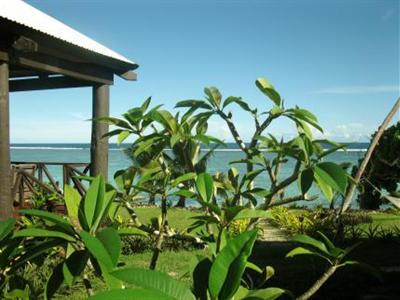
(148, 193), (155, 205)
(175, 195), (186, 208)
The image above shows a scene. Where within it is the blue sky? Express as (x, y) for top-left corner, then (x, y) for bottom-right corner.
(12, 0), (399, 143)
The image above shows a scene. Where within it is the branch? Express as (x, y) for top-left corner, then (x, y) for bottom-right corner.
(217, 110), (249, 155)
(266, 194), (318, 208)
(264, 159), (302, 207)
(249, 113), (277, 149)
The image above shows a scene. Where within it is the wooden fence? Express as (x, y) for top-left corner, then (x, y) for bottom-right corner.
(11, 161), (90, 209)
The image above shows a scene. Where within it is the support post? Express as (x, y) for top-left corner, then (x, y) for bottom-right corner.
(90, 84), (109, 179)
(0, 61), (12, 220)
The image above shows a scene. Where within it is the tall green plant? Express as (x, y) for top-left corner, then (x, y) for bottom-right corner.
(176, 77), (350, 208)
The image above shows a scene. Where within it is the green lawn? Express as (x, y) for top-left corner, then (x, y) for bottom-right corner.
(134, 207), (202, 232)
(368, 211), (400, 229)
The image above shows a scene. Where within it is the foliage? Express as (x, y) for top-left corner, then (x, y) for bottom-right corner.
(91, 230), (288, 300)
(30, 185), (64, 210)
(355, 122), (400, 209)
(101, 97), (221, 208)
(10, 176), (147, 299)
(270, 207), (373, 240)
(121, 234), (204, 255)
(175, 78), (350, 207)
(0, 77), (360, 299)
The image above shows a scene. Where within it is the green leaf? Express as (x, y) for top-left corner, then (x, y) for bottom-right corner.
(0, 218), (15, 241)
(14, 228), (75, 242)
(314, 171), (333, 201)
(192, 257), (212, 299)
(110, 267), (196, 300)
(89, 289), (175, 300)
(80, 231), (114, 271)
(286, 108), (323, 133)
(175, 99), (212, 110)
(298, 168), (314, 195)
(233, 208), (271, 221)
(245, 261), (263, 273)
(195, 173), (214, 203)
(150, 110), (177, 132)
(170, 133), (181, 148)
(13, 239), (61, 269)
(171, 189), (196, 199)
(204, 87), (222, 108)
(117, 130), (130, 145)
(209, 230), (258, 300)
(44, 262), (64, 300)
(64, 185), (81, 220)
(314, 162), (348, 195)
(117, 227), (148, 236)
(19, 209), (74, 235)
(222, 96), (253, 112)
(96, 117), (132, 130)
(96, 227), (121, 267)
(292, 234), (330, 256)
(170, 172), (196, 188)
(286, 246), (316, 258)
(243, 287), (287, 300)
(63, 250), (89, 286)
(91, 190), (116, 234)
(141, 97), (152, 111)
(255, 78), (281, 106)
(83, 176), (105, 229)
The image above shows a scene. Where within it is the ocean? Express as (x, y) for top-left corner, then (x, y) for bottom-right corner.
(10, 143), (368, 207)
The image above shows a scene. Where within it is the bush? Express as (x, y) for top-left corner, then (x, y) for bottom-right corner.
(121, 235), (204, 255)
(270, 207), (372, 239)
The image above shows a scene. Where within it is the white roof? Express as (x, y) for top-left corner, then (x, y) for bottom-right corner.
(0, 0), (135, 66)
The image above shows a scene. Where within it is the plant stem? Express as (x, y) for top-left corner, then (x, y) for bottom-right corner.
(149, 194), (168, 270)
(297, 265), (337, 300)
(83, 274), (94, 297)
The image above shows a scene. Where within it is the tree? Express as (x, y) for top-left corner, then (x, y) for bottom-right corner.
(176, 78), (350, 208)
(355, 122), (400, 210)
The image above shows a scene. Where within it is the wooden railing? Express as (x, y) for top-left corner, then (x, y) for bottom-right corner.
(11, 161), (90, 208)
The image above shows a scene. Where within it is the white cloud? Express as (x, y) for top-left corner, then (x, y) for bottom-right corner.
(309, 123), (372, 142)
(312, 85), (399, 95)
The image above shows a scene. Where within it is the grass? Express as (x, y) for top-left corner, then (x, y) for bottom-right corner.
(366, 211), (400, 229)
(134, 207), (201, 231)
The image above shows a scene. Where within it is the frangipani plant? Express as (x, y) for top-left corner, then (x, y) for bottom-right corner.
(176, 77), (350, 208)
(13, 176), (147, 299)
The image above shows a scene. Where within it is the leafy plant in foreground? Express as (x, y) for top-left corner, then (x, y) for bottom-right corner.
(14, 176), (147, 299)
(90, 230), (287, 300)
